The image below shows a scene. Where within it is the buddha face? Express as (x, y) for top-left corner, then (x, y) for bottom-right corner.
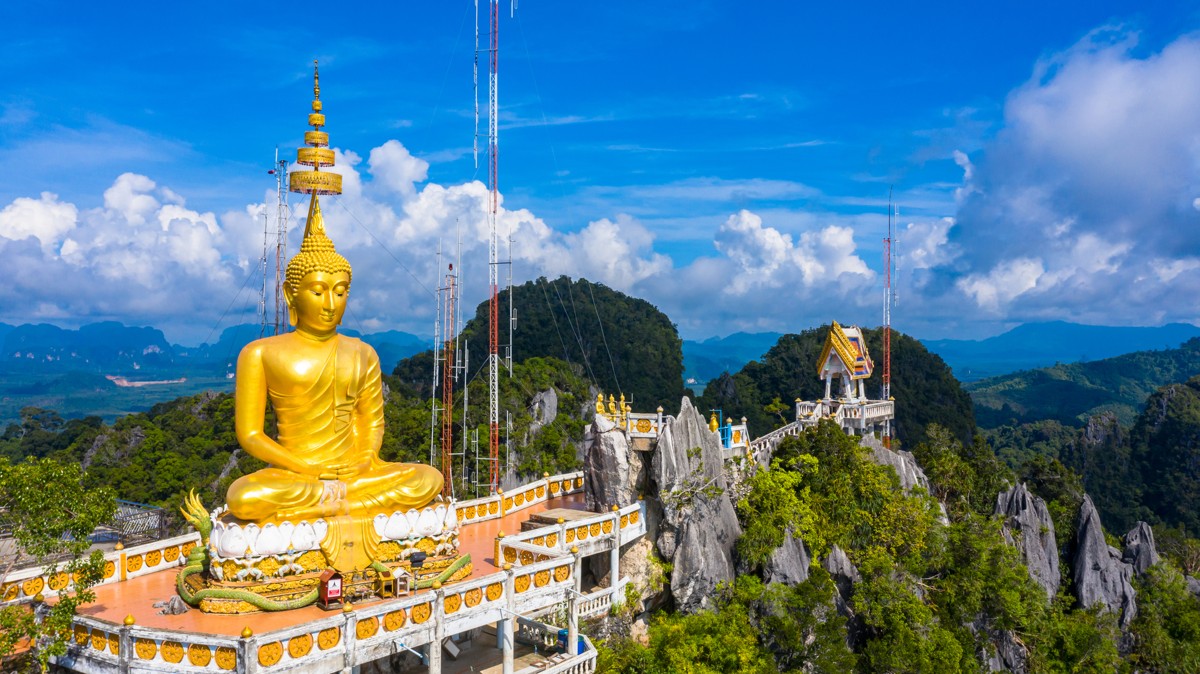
(286, 271), (350, 337)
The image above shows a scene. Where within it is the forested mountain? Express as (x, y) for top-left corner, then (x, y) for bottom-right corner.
(698, 326), (975, 447)
(924, 321), (1200, 382)
(985, 376), (1200, 540)
(968, 337), (1200, 428)
(396, 276), (685, 412)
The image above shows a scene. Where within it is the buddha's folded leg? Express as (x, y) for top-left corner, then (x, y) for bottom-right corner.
(346, 462), (444, 514)
(226, 468), (326, 522)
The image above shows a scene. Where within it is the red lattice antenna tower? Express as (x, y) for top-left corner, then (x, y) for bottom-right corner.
(882, 189), (895, 446)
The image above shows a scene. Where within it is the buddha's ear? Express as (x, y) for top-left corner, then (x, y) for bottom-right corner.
(283, 286), (298, 327)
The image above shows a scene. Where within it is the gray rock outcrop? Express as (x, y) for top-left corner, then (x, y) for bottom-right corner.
(1188, 576), (1200, 599)
(585, 412), (638, 511)
(823, 544), (861, 597)
(529, 388), (558, 433)
(1073, 495), (1136, 628)
(1122, 522), (1160, 575)
(983, 627), (1028, 673)
(861, 436), (930, 493)
(764, 531), (810, 586)
(995, 483), (1060, 599)
(822, 545), (863, 647)
(653, 397), (741, 613)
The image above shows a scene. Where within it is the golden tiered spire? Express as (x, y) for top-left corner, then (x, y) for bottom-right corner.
(289, 60), (343, 197)
(284, 60), (350, 293)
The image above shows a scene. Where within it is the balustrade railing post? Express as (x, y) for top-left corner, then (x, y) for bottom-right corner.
(343, 607), (358, 673)
(609, 508), (621, 605)
(501, 564), (515, 674)
(428, 585), (445, 674)
(567, 592), (580, 656)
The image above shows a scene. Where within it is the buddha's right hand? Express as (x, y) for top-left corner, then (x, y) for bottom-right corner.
(318, 480), (349, 516)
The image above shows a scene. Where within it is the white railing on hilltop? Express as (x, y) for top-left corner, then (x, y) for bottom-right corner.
(453, 471), (585, 528)
(496, 502), (646, 567)
(2, 532), (199, 607)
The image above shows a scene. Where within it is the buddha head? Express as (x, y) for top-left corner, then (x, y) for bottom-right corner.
(285, 195), (352, 335)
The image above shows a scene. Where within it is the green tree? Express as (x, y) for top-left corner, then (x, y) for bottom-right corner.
(0, 457), (116, 671)
(1128, 564), (1200, 672)
(735, 455), (819, 567)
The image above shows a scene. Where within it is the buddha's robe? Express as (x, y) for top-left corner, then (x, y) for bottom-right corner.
(226, 334), (442, 525)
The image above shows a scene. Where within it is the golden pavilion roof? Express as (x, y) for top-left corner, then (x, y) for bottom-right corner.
(816, 321), (874, 380)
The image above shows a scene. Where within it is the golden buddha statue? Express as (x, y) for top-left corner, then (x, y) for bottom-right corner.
(224, 62), (442, 571)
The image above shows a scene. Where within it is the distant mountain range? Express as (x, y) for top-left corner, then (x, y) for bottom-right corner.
(0, 321), (430, 423)
(922, 321), (1200, 382)
(682, 332), (783, 392)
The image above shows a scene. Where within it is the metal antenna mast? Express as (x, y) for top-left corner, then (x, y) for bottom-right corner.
(271, 149), (290, 335)
(882, 189), (895, 446)
(259, 190), (270, 339)
(440, 261), (460, 498)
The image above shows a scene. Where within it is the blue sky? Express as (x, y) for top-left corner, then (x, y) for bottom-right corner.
(2, 2), (1199, 344)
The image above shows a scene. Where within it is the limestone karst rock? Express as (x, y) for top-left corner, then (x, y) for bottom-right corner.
(529, 387), (558, 434)
(983, 627), (1028, 674)
(584, 412), (638, 511)
(1073, 495), (1137, 628)
(653, 397), (741, 613)
(764, 530), (810, 586)
(1122, 521), (1161, 576)
(995, 483), (1060, 598)
(860, 436), (931, 493)
(822, 544), (863, 647)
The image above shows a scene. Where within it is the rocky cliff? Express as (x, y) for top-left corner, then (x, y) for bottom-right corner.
(1073, 495), (1137, 628)
(995, 483), (1060, 598)
(653, 397), (742, 613)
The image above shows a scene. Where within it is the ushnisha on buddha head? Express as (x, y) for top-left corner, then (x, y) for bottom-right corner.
(283, 197), (352, 337)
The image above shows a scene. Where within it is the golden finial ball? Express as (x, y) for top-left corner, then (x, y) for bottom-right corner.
(504, 563), (512, 571)
(543, 472), (550, 478)
(611, 505), (620, 512)
(556, 517), (565, 524)
(498, 530), (505, 538)
(114, 542), (124, 551)
(570, 546), (579, 554)
(241, 626), (253, 637)
(124, 615), (136, 626)
(342, 602), (353, 613)
(432, 581), (442, 590)
(33, 593), (45, 603)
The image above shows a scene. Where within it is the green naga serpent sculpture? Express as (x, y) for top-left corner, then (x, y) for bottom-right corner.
(176, 491), (470, 611)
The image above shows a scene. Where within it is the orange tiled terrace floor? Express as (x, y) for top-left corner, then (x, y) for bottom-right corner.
(79, 493), (588, 637)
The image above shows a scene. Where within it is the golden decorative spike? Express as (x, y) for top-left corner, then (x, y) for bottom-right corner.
(290, 59), (341, 196)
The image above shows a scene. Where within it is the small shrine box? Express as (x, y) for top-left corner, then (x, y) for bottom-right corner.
(318, 569), (343, 610)
(379, 567), (413, 599)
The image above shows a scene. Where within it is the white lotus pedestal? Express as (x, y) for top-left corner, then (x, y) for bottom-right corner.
(180, 502), (470, 614)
